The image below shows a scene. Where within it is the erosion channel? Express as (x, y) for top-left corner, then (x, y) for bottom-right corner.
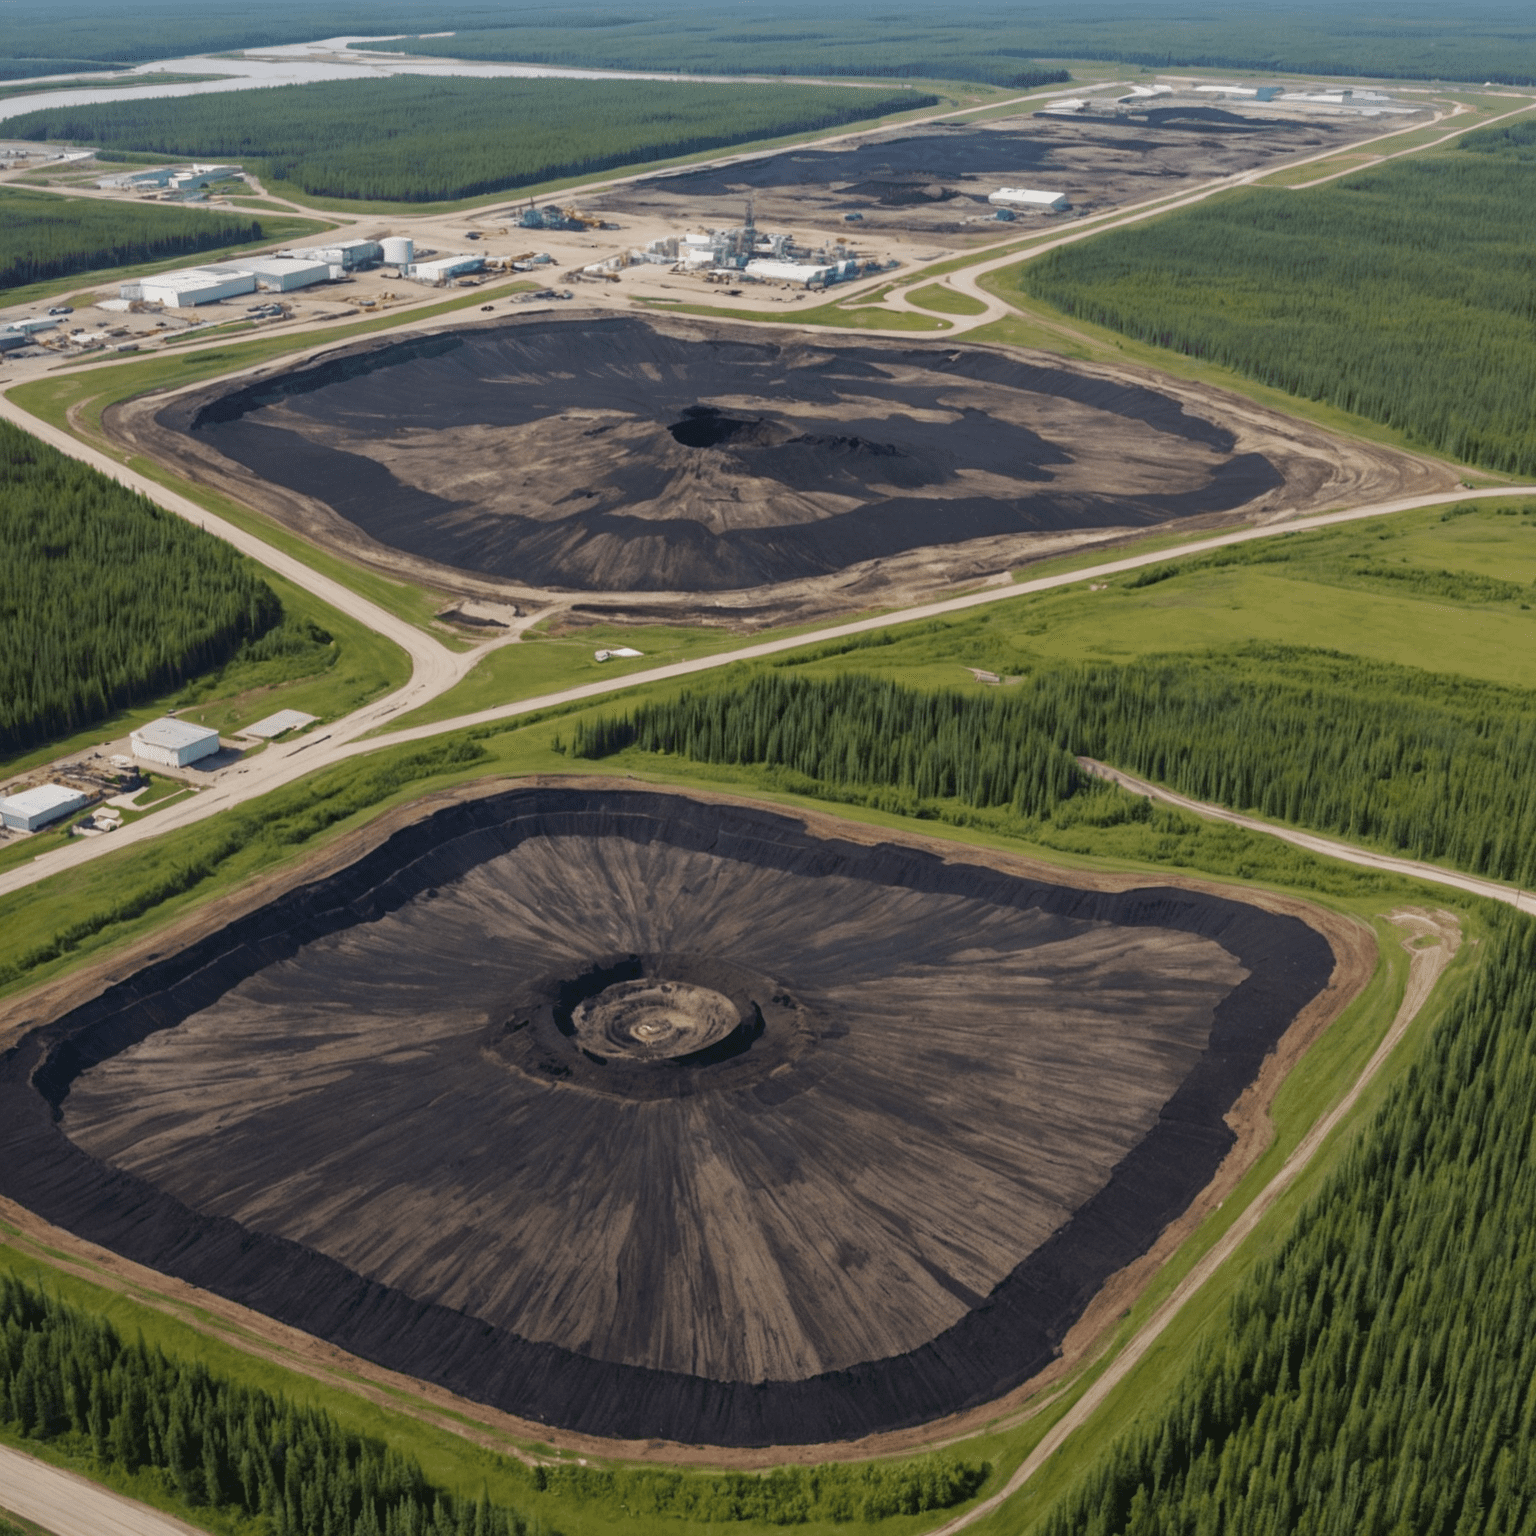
(1, 788), (1342, 1446)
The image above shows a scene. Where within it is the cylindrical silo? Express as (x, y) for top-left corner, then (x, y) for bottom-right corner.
(381, 236), (414, 266)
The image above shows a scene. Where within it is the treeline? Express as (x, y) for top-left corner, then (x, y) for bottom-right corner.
(0, 1273), (534, 1536)
(6, 76), (933, 204)
(366, 26), (1068, 88)
(0, 188), (266, 292)
(0, 1267), (986, 1531)
(0, 419), (279, 757)
(570, 670), (1096, 820)
(529, 1455), (987, 1524)
(359, 6), (1536, 86)
(11, 0), (1536, 83)
(1037, 912), (1536, 1535)
(1019, 139), (1536, 476)
(571, 643), (1536, 888)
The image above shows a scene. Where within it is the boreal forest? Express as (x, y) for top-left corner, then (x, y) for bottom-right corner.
(1018, 124), (1536, 476)
(0, 188), (270, 292)
(5, 77), (934, 204)
(0, 420), (280, 757)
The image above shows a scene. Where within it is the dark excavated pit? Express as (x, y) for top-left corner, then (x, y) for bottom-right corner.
(0, 788), (1339, 1447)
(667, 405), (790, 449)
(155, 314), (1288, 595)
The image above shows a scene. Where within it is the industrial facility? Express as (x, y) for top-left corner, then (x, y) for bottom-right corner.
(96, 163), (241, 194)
(626, 202), (894, 289)
(404, 253), (486, 285)
(130, 718), (221, 768)
(989, 187), (1071, 212)
(115, 237), (404, 308)
(0, 784), (89, 833)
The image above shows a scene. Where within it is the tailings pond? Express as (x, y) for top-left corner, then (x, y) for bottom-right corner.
(154, 314), (1293, 599)
(2, 787), (1341, 1446)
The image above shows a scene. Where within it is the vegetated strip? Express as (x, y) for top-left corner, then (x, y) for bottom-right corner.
(567, 643), (1536, 892)
(1017, 123), (1536, 477)
(1032, 909), (1536, 1535)
(0, 189), (281, 294)
(3, 77), (936, 204)
(0, 787), (1334, 1447)
(0, 1267), (986, 1534)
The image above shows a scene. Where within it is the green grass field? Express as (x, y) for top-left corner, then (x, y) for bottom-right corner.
(636, 294), (951, 331)
(906, 283), (987, 315)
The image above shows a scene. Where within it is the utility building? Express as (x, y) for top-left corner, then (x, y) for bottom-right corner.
(405, 254), (485, 284)
(988, 187), (1070, 212)
(0, 784), (90, 832)
(208, 256), (332, 292)
(287, 240), (383, 270)
(131, 718), (222, 768)
(137, 268), (257, 307)
(169, 164), (240, 192)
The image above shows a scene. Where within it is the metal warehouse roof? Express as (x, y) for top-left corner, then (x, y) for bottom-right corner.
(132, 718), (221, 750)
(0, 784), (88, 817)
(241, 709), (317, 739)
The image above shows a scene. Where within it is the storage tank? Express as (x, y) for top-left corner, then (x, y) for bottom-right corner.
(381, 236), (414, 265)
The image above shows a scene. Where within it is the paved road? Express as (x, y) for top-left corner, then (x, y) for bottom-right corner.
(0, 1444), (203, 1536)
(3, 481), (1533, 905)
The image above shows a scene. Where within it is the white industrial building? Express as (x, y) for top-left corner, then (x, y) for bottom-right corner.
(131, 718), (222, 767)
(125, 255), (331, 307)
(746, 258), (842, 287)
(287, 239), (383, 270)
(211, 256), (332, 292)
(135, 268), (257, 307)
(405, 253), (485, 284)
(241, 709), (317, 740)
(97, 166), (177, 190)
(0, 784), (90, 832)
(989, 188), (1070, 212)
(169, 164), (240, 192)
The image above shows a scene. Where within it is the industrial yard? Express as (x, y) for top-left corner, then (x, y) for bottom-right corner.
(121, 308), (1453, 625)
(1, 21), (1532, 1536)
(590, 87), (1423, 240)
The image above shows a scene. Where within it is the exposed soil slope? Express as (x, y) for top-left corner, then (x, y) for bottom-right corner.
(158, 315), (1284, 594)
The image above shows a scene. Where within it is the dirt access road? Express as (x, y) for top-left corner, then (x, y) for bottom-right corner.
(932, 907), (1462, 1536)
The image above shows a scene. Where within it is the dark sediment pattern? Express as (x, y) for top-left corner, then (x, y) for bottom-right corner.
(0, 789), (1334, 1446)
(162, 316), (1283, 592)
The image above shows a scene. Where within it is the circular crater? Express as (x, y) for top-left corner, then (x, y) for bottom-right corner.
(575, 979), (737, 1059)
(162, 313), (1288, 594)
(0, 788), (1338, 1447)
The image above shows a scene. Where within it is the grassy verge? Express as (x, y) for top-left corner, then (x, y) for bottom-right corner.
(634, 295), (950, 330)
(906, 283), (987, 315)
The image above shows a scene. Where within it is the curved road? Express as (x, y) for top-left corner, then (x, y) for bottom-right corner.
(2, 480), (1533, 905)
